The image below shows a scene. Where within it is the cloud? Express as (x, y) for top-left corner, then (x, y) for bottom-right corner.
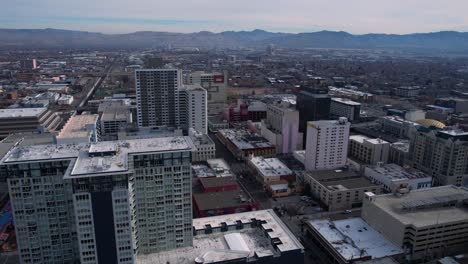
(1, 0), (468, 34)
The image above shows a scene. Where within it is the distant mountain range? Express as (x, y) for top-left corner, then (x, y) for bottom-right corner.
(1, 28), (468, 52)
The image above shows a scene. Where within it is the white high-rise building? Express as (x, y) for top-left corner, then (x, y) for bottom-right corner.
(1, 137), (195, 264)
(135, 69), (182, 128)
(305, 118), (350, 171)
(180, 85), (208, 134)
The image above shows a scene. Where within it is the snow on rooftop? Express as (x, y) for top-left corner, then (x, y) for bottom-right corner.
(0, 107), (46, 119)
(249, 156), (292, 177)
(309, 218), (403, 261)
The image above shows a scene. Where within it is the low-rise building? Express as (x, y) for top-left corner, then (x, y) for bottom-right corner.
(136, 209), (304, 264)
(362, 186), (468, 261)
(192, 176), (259, 218)
(189, 128), (216, 162)
(57, 94), (74, 105)
(305, 217), (404, 264)
(0, 107), (61, 139)
(247, 156), (295, 197)
(330, 97), (361, 121)
(217, 129), (275, 160)
(364, 164), (432, 193)
(348, 135), (390, 165)
(303, 169), (382, 211)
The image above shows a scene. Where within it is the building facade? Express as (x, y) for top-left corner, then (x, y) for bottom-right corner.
(305, 118), (350, 171)
(411, 128), (468, 186)
(1, 137), (195, 264)
(181, 85), (208, 134)
(348, 135), (390, 165)
(261, 102), (300, 154)
(330, 98), (361, 121)
(362, 186), (468, 261)
(135, 69), (182, 128)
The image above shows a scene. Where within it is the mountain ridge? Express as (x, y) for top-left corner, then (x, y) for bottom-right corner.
(1, 28), (468, 51)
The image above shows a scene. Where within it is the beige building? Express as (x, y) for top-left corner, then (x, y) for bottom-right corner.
(0, 107), (61, 139)
(349, 135), (390, 165)
(411, 128), (468, 186)
(303, 170), (382, 211)
(362, 186), (468, 262)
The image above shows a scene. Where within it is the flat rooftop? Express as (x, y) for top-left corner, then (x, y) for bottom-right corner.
(350, 135), (389, 145)
(192, 164), (217, 178)
(199, 176), (238, 189)
(366, 164), (430, 181)
(305, 170), (379, 191)
(137, 210), (303, 264)
(218, 129), (275, 150)
(332, 97), (361, 106)
(308, 217), (403, 261)
(0, 108), (46, 119)
(193, 189), (251, 211)
(366, 186), (468, 228)
(57, 114), (98, 140)
(249, 156), (292, 177)
(1, 137), (195, 177)
(206, 159), (234, 177)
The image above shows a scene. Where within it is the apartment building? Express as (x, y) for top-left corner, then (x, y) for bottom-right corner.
(0, 137), (195, 264)
(305, 118), (350, 171)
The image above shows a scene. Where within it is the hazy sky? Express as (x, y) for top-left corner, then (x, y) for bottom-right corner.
(2, 0), (468, 34)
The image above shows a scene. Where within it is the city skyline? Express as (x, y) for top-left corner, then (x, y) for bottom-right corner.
(2, 0), (468, 34)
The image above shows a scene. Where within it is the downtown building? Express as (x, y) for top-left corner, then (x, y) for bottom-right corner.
(261, 101), (301, 154)
(304, 118), (350, 171)
(135, 69), (182, 128)
(411, 127), (468, 186)
(185, 71), (227, 116)
(0, 137), (195, 264)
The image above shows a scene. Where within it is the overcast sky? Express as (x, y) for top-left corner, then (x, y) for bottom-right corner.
(2, 0), (468, 34)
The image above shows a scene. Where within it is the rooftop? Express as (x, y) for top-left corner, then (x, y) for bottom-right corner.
(192, 164), (217, 178)
(249, 156), (293, 177)
(332, 97), (361, 106)
(57, 114), (99, 140)
(305, 170), (379, 191)
(308, 217), (403, 261)
(218, 129), (274, 150)
(365, 164), (430, 181)
(193, 189), (252, 211)
(137, 210), (303, 264)
(350, 135), (389, 145)
(206, 159), (234, 177)
(1, 137), (195, 177)
(365, 185), (468, 227)
(0, 108), (46, 119)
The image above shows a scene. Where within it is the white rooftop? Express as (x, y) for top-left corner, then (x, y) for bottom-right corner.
(1, 137), (195, 177)
(206, 159), (233, 177)
(350, 135), (389, 145)
(137, 209), (303, 264)
(332, 97), (361, 106)
(309, 218), (403, 261)
(249, 156), (292, 177)
(0, 108), (46, 119)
